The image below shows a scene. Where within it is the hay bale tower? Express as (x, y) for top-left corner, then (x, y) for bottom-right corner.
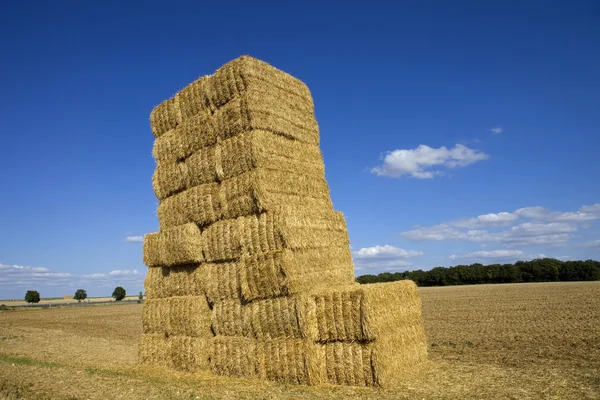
(139, 56), (428, 386)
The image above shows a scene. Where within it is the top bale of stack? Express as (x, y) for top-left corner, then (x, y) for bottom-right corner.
(149, 56), (315, 139)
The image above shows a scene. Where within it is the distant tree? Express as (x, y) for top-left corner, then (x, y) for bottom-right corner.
(24, 290), (40, 304)
(74, 289), (87, 302)
(138, 291), (144, 300)
(112, 286), (126, 301)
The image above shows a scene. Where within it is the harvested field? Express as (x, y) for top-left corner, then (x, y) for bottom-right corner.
(0, 281), (598, 399)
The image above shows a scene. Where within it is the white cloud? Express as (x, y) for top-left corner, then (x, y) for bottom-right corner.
(449, 250), (546, 262)
(124, 236), (144, 243)
(371, 144), (488, 179)
(352, 245), (423, 272)
(491, 127), (503, 134)
(400, 224), (494, 241)
(515, 205), (600, 222)
(354, 245), (423, 258)
(0, 263), (144, 299)
(108, 269), (140, 276)
(580, 203), (600, 214)
(452, 212), (518, 229)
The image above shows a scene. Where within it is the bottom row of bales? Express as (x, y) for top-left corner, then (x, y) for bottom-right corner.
(139, 281), (428, 387)
(139, 334), (426, 387)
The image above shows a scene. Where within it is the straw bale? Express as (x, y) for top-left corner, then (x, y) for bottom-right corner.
(153, 88), (319, 165)
(240, 247), (355, 302)
(203, 207), (351, 262)
(321, 342), (375, 387)
(156, 183), (221, 230)
(313, 281), (427, 351)
(211, 299), (251, 337)
(257, 339), (324, 385)
(174, 76), (213, 121)
(207, 56), (314, 112)
(150, 97), (180, 139)
(138, 333), (170, 367)
(210, 336), (260, 379)
(168, 336), (210, 372)
(144, 265), (204, 300)
(203, 261), (241, 304)
(248, 295), (317, 340)
(152, 130), (325, 200)
(142, 296), (212, 338)
(152, 146), (217, 201)
(220, 169), (332, 220)
(143, 223), (203, 267)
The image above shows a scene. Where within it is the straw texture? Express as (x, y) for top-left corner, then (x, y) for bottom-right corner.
(203, 261), (242, 304)
(240, 247), (355, 302)
(143, 223), (204, 267)
(210, 336), (260, 379)
(169, 336), (211, 372)
(211, 299), (251, 337)
(257, 339), (324, 385)
(203, 207), (351, 262)
(138, 333), (169, 366)
(152, 130), (326, 201)
(153, 88), (319, 165)
(157, 183), (221, 230)
(142, 296), (213, 338)
(321, 342), (375, 387)
(144, 265), (204, 300)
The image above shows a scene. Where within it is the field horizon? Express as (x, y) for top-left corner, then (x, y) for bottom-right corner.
(0, 281), (598, 399)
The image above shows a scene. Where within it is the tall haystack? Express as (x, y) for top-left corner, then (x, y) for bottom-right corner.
(139, 56), (428, 386)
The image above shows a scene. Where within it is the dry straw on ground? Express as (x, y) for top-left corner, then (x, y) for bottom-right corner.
(143, 223), (204, 267)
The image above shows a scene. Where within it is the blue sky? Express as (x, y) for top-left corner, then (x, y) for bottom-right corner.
(1, 1), (599, 299)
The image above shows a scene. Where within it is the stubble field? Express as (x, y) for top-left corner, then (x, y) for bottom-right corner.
(0, 281), (598, 399)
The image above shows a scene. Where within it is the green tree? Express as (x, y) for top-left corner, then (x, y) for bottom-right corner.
(139, 291), (144, 300)
(73, 289), (87, 302)
(112, 286), (126, 301)
(24, 290), (40, 304)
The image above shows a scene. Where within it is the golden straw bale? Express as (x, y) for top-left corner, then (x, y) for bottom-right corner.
(202, 207), (351, 262)
(211, 299), (251, 337)
(220, 169), (332, 220)
(321, 342), (375, 387)
(174, 76), (213, 121)
(144, 265), (204, 300)
(207, 56), (314, 112)
(152, 146), (217, 201)
(142, 296), (212, 338)
(153, 88), (319, 165)
(150, 97), (180, 139)
(168, 336), (210, 372)
(248, 295), (317, 340)
(152, 130), (325, 200)
(240, 246), (355, 302)
(203, 262), (241, 303)
(143, 223), (203, 267)
(156, 183), (221, 230)
(210, 336), (260, 379)
(257, 339), (324, 385)
(138, 333), (170, 367)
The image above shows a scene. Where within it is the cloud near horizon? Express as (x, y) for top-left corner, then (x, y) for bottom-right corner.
(124, 236), (144, 243)
(352, 245), (423, 271)
(0, 263), (143, 299)
(400, 202), (600, 249)
(371, 144), (488, 179)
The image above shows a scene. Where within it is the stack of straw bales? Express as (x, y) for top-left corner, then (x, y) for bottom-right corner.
(139, 56), (428, 386)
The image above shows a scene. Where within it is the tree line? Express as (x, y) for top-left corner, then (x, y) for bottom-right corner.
(356, 258), (600, 286)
